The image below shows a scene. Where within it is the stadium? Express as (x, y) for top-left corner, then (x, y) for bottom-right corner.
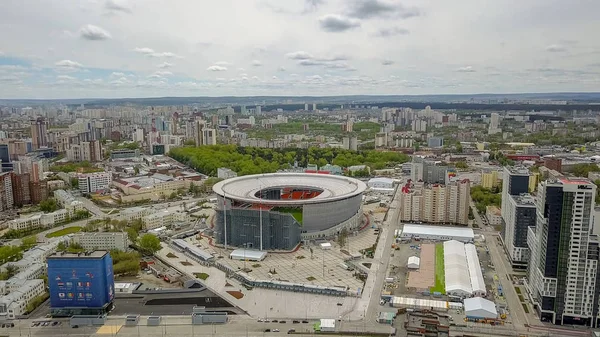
(212, 173), (368, 250)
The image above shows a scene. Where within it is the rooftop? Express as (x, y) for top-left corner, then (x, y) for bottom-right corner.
(48, 251), (108, 259)
(511, 193), (536, 207)
(402, 224), (475, 239)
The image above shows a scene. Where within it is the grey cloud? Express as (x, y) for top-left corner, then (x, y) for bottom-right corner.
(134, 47), (155, 55)
(157, 62), (173, 69)
(207, 65), (228, 71)
(79, 25), (112, 41)
(298, 59), (324, 66)
(381, 59), (394, 65)
(134, 47), (182, 58)
(105, 0), (132, 14)
(0, 75), (21, 82)
(374, 27), (410, 37)
(456, 66), (475, 73)
(303, 0), (325, 13)
(347, 0), (420, 19)
(286, 51), (314, 60)
(319, 14), (361, 32)
(55, 59), (83, 70)
(278, 66), (286, 72)
(56, 75), (76, 80)
(546, 44), (567, 52)
(252, 60), (263, 67)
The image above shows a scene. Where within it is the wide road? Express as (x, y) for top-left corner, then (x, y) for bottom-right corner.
(470, 203), (528, 329)
(4, 316), (395, 337)
(364, 186), (402, 320)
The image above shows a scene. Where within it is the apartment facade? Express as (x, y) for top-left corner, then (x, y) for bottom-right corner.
(501, 167), (533, 268)
(0, 172), (14, 211)
(526, 178), (599, 327)
(71, 232), (129, 251)
(400, 179), (471, 225)
(79, 172), (112, 194)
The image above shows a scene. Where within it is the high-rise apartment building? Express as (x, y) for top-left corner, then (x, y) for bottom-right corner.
(526, 178), (599, 327)
(411, 157), (448, 184)
(30, 117), (48, 150)
(400, 179), (471, 225)
(501, 167), (535, 268)
(11, 173), (31, 207)
(0, 172), (14, 211)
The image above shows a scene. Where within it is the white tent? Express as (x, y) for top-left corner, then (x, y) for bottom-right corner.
(407, 256), (420, 269)
(465, 244), (486, 296)
(320, 242), (332, 250)
(444, 240), (472, 296)
(464, 297), (498, 319)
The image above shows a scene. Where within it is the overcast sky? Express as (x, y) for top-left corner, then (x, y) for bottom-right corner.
(1, 0), (599, 99)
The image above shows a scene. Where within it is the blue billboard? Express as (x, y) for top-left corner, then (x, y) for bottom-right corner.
(48, 252), (114, 309)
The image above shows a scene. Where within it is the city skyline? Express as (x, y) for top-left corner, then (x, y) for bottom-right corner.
(1, 0), (600, 99)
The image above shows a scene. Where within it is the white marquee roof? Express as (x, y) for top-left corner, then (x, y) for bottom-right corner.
(444, 240), (472, 296)
(464, 297), (498, 319)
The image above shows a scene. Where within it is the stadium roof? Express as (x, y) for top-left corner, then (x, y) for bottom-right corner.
(213, 173), (367, 205)
(402, 224), (474, 241)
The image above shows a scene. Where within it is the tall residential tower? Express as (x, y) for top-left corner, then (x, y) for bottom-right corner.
(501, 167), (536, 268)
(526, 178), (599, 327)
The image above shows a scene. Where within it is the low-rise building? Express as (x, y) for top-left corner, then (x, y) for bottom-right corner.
(116, 206), (153, 222)
(142, 209), (191, 230)
(217, 168), (237, 180)
(53, 189), (85, 216)
(9, 209), (69, 231)
(0, 239), (62, 319)
(47, 180), (66, 190)
(485, 206), (502, 226)
(70, 232), (129, 251)
(79, 172), (112, 194)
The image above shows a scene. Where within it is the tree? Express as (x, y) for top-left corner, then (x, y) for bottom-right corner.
(454, 161), (469, 169)
(39, 198), (58, 212)
(21, 236), (37, 250)
(138, 234), (162, 255)
(57, 241), (67, 252)
(126, 227), (138, 244)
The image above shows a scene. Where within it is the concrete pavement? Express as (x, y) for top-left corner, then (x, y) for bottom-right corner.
(470, 203), (529, 329)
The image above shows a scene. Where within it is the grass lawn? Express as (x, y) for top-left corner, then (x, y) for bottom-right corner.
(45, 226), (82, 238)
(274, 207), (303, 224)
(431, 243), (446, 294)
(194, 272), (210, 280)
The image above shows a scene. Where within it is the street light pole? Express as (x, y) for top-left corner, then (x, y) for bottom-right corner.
(223, 193), (228, 250)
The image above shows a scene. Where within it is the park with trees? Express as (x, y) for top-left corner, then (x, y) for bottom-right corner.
(169, 145), (410, 176)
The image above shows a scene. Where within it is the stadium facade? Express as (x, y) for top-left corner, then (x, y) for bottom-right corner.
(212, 173), (367, 250)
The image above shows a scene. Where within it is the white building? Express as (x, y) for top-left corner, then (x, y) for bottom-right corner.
(485, 206), (502, 226)
(117, 207), (153, 222)
(400, 224), (475, 243)
(53, 189), (85, 216)
(407, 256), (420, 269)
(79, 172), (112, 194)
(70, 232), (129, 251)
(367, 177), (395, 192)
(142, 209), (191, 230)
(464, 297), (498, 319)
(9, 209), (68, 231)
(217, 168), (238, 180)
(0, 240), (62, 319)
(443, 240), (486, 297)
